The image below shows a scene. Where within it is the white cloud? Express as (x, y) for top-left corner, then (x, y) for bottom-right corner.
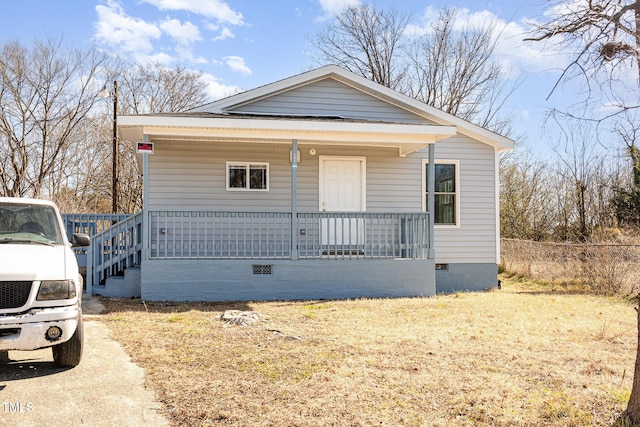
(141, 0), (244, 25)
(542, 0), (589, 19)
(317, 0), (360, 14)
(173, 45), (197, 63)
(213, 27), (235, 42)
(94, 0), (161, 55)
(315, 0), (360, 21)
(93, 1), (231, 67)
(143, 52), (175, 65)
(224, 56), (252, 76)
(201, 72), (242, 100)
(160, 18), (201, 45)
(406, 6), (569, 77)
(199, 21), (235, 41)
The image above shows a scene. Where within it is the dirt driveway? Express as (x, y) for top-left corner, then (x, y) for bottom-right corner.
(0, 296), (169, 427)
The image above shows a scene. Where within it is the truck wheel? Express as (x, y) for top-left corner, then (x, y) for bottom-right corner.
(0, 351), (9, 364)
(53, 315), (84, 367)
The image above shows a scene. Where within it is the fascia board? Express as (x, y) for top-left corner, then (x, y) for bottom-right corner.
(118, 115), (455, 143)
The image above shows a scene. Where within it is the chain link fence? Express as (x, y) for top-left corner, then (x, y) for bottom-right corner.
(500, 238), (640, 295)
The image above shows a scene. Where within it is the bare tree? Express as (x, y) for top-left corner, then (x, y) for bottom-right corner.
(405, 8), (518, 133)
(311, 5), (411, 90)
(312, 5), (518, 135)
(103, 62), (212, 212)
(550, 117), (613, 240)
(0, 38), (112, 199)
(612, 111), (640, 226)
(116, 62), (210, 114)
(53, 114), (114, 213)
(525, 1), (640, 113)
(0, 39), (211, 213)
(500, 137), (619, 243)
(526, 2), (640, 421)
(500, 152), (555, 240)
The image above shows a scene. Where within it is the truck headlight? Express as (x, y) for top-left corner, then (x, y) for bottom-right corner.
(36, 280), (77, 300)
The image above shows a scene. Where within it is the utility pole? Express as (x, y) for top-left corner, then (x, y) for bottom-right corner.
(111, 80), (118, 214)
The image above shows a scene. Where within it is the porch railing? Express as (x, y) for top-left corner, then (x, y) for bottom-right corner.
(150, 211), (292, 259)
(62, 213), (132, 255)
(297, 212), (429, 260)
(150, 211), (430, 260)
(86, 212), (143, 291)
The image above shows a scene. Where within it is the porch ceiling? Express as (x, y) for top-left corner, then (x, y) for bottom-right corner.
(118, 115), (456, 157)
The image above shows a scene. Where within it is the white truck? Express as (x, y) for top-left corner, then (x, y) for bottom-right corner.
(0, 197), (90, 367)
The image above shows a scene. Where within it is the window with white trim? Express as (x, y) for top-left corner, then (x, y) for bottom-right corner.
(423, 160), (459, 226)
(226, 162), (269, 191)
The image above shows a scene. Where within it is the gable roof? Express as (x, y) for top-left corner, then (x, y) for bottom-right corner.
(189, 65), (514, 152)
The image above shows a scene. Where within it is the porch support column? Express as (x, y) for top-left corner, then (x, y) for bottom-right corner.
(142, 134), (150, 261)
(291, 139), (299, 260)
(427, 143), (436, 259)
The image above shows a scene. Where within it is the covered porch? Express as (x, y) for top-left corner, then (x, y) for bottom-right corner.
(142, 209), (434, 301)
(65, 209), (433, 299)
(84, 112), (453, 300)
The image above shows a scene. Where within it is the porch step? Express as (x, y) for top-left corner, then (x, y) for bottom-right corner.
(96, 267), (141, 298)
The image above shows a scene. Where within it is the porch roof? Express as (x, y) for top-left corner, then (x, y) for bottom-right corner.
(118, 112), (457, 157)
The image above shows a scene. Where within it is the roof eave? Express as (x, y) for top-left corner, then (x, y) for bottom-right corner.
(118, 115), (455, 157)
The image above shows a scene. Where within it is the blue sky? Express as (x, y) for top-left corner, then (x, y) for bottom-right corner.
(0, 0), (594, 154)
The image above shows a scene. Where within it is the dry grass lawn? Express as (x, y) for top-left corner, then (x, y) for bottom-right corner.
(100, 278), (637, 426)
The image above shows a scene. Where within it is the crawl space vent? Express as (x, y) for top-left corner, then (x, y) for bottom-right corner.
(252, 264), (272, 275)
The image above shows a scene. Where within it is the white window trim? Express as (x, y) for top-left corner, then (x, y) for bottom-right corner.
(422, 159), (460, 228)
(226, 161), (270, 192)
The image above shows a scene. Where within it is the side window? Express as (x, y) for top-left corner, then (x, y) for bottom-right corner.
(424, 161), (458, 226)
(226, 162), (269, 191)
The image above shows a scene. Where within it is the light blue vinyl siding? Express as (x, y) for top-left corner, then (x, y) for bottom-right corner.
(421, 136), (498, 264)
(230, 78), (437, 125)
(147, 133), (498, 264)
(146, 74), (499, 268)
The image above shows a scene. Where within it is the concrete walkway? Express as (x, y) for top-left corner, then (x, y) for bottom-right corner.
(0, 295), (170, 427)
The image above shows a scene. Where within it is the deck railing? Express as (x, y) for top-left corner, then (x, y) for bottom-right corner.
(297, 212), (430, 260)
(150, 211), (291, 259)
(149, 211), (430, 260)
(86, 212), (143, 291)
(62, 213), (132, 255)
(66, 210), (429, 293)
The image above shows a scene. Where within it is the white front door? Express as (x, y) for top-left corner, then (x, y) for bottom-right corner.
(319, 157), (365, 246)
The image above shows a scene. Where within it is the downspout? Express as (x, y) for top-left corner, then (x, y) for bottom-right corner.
(86, 236), (93, 295)
(291, 139), (298, 260)
(428, 144), (436, 259)
(495, 149), (501, 266)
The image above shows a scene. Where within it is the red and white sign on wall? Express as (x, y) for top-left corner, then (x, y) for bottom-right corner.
(136, 142), (154, 154)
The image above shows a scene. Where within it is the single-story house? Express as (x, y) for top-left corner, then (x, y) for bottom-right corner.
(73, 65), (513, 301)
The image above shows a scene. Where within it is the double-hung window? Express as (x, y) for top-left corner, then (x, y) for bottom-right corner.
(226, 162), (269, 191)
(423, 160), (459, 226)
